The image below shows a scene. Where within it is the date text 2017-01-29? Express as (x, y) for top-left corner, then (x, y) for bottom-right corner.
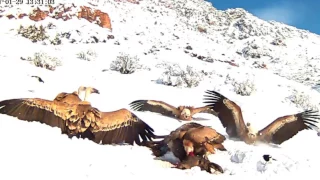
(0, 0), (55, 5)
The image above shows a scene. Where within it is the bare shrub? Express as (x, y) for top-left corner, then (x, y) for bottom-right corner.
(17, 25), (49, 42)
(286, 89), (319, 111)
(110, 52), (142, 74)
(25, 52), (62, 71)
(225, 74), (256, 96)
(76, 49), (97, 61)
(157, 63), (203, 88)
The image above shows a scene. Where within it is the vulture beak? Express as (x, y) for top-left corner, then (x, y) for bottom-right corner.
(92, 88), (100, 94)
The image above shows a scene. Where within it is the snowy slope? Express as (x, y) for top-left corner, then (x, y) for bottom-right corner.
(1, 0), (320, 179)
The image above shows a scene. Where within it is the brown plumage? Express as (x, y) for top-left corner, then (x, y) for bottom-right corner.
(0, 87), (164, 146)
(203, 90), (320, 145)
(174, 155), (224, 174)
(143, 122), (226, 161)
(129, 99), (218, 121)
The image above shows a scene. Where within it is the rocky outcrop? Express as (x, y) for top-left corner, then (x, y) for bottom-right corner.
(0, 3), (112, 31)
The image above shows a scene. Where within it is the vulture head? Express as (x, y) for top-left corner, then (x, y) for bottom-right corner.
(78, 86), (100, 101)
(178, 106), (192, 120)
(86, 87), (100, 94)
(182, 139), (195, 156)
(246, 122), (258, 138)
(243, 122), (258, 144)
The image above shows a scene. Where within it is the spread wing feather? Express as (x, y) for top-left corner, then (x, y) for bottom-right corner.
(191, 106), (218, 117)
(129, 100), (180, 117)
(0, 98), (68, 132)
(203, 90), (247, 138)
(258, 110), (320, 144)
(0, 98), (164, 146)
(88, 112), (160, 145)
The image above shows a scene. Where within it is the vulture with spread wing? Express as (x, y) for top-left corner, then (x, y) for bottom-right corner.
(129, 99), (218, 121)
(143, 122), (226, 160)
(203, 90), (320, 145)
(0, 87), (164, 146)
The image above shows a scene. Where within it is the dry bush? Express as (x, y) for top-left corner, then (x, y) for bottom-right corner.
(225, 73), (256, 96)
(17, 24), (49, 42)
(24, 51), (62, 71)
(110, 52), (143, 74)
(157, 63), (203, 88)
(76, 49), (97, 61)
(286, 89), (319, 111)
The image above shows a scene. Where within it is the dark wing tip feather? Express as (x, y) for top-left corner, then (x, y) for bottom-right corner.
(203, 90), (225, 107)
(129, 100), (147, 111)
(209, 162), (224, 173)
(133, 114), (166, 145)
(300, 110), (320, 129)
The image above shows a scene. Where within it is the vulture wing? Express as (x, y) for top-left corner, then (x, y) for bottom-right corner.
(53, 92), (81, 104)
(86, 109), (164, 145)
(129, 100), (180, 117)
(0, 98), (164, 146)
(0, 98), (71, 132)
(257, 110), (320, 145)
(203, 90), (247, 138)
(191, 106), (218, 117)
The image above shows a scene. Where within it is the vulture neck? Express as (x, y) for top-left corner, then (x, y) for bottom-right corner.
(84, 90), (91, 101)
(78, 90), (91, 101)
(188, 152), (195, 156)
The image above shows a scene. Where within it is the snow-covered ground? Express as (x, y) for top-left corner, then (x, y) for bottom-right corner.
(1, 0), (320, 179)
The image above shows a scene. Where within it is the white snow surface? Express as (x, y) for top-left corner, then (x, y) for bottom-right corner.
(1, 0), (320, 179)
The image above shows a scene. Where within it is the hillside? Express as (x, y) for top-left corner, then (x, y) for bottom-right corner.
(0, 0), (320, 179)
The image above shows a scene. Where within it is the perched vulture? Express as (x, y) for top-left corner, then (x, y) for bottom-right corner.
(203, 90), (320, 145)
(129, 99), (218, 121)
(0, 87), (164, 146)
(174, 155), (224, 174)
(143, 122), (226, 161)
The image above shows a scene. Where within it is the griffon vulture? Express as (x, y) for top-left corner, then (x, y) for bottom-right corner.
(203, 90), (320, 145)
(0, 87), (164, 146)
(129, 99), (218, 121)
(143, 122), (226, 160)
